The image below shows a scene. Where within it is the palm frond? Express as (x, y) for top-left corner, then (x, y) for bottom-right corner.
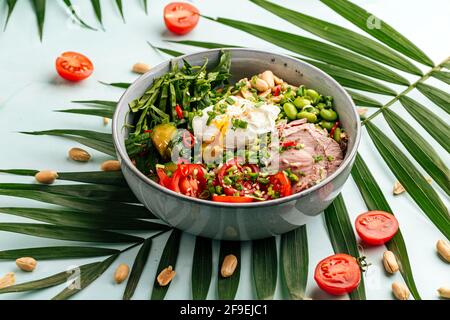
(217, 241), (241, 300)
(99, 81), (131, 89)
(123, 238), (153, 300)
(191, 237), (213, 300)
(4, 0), (18, 30)
(71, 100), (117, 109)
(431, 71), (450, 85)
(115, 0), (125, 22)
(55, 108), (114, 119)
(416, 83), (450, 114)
(90, 0), (103, 29)
(31, 0), (46, 41)
(62, 0), (97, 31)
(346, 90), (382, 108)
(252, 237), (277, 300)
(0, 246), (119, 260)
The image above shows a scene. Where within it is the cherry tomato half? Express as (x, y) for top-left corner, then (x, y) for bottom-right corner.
(156, 168), (171, 188)
(169, 164), (205, 197)
(355, 210), (399, 245)
(314, 253), (361, 296)
(56, 52), (94, 82)
(269, 172), (292, 198)
(212, 195), (254, 203)
(164, 2), (200, 35)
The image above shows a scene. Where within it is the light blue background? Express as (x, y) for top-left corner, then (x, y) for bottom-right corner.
(0, 0), (448, 300)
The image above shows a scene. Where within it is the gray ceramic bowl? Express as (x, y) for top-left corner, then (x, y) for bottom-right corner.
(113, 48), (361, 240)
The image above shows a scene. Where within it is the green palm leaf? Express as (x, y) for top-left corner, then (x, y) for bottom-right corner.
(251, 0), (422, 75)
(151, 230), (182, 300)
(320, 0), (433, 66)
(22, 129), (113, 144)
(123, 238), (153, 300)
(115, 0), (125, 22)
(0, 169), (127, 186)
(0, 207), (166, 231)
(366, 122), (450, 240)
(280, 226), (308, 300)
(31, 0), (46, 41)
(142, 0), (148, 14)
(0, 223), (142, 243)
(383, 109), (450, 195)
(56, 108), (114, 119)
(431, 71), (450, 85)
(346, 90), (382, 108)
(205, 16), (409, 85)
(99, 81), (131, 89)
(151, 45), (184, 58)
(252, 237), (277, 300)
(0, 246), (119, 260)
(217, 241), (241, 300)
(324, 195), (366, 300)
(90, 0), (103, 29)
(53, 254), (118, 300)
(62, 0), (97, 31)
(191, 237), (213, 300)
(399, 96), (450, 153)
(0, 263), (98, 294)
(0, 189), (153, 218)
(166, 40), (238, 49)
(416, 83), (450, 114)
(72, 100), (117, 109)
(4, 0), (17, 30)
(352, 154), (421, 299)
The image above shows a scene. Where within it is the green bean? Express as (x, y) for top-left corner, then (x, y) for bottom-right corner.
(320, 109), (338, 121)
(283, 102), (298, 120)
(297, 111), (317, 123)
(293, 97), (311, 108)
(334, 127), (342, 142)
(319, 120), (334, 130)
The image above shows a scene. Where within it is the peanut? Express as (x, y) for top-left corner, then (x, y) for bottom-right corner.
(16, 257), (37, 272)
(101, 160), (121, 172)
(68, 148), (91, 162)
(357, 107), (368, 117)
(382, 251), (399, 274)
(392, 282), (410, 300)
(103, 117), (110, 126)
(35, 170), (58, 184)
(437, 287), (450, 299)
(258, 88), (272, 98)
(114, 263), (130, 284)
(132, 62), (151, 74)
(0, 272), (15, 289)
(394, 178), (432, 195)
(251, 77), (269, 92)
(273, 74), (283, 85)
(157, 266), (176, 286)
(436, 239), (450, 262)
(221, 254), (238, 278)
(260, 70), (275, 88)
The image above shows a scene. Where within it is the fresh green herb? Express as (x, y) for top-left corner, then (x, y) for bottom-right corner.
(327, 155), (335, 161)
(231, 118), (248, 130)
(313, 155), (323, 163)
(225, 97), (235, 105)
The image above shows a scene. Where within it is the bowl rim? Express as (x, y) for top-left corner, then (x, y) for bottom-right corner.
(112, 48), (361, 208)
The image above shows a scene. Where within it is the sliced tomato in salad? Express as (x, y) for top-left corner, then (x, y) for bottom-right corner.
(355, 210), (399, 245)
(56, 52), (94, 82)
(168, 164), (206, 197)
(212, 195), (254, 203)
(314, 253), (361, 296)
(156, 168), (172, 188)
(269, 172), (292, 198)
(164, 2), (200, 35)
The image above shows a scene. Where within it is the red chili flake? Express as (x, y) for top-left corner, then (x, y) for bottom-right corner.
(175, 105), (184, 119)
(281, 140), (296, 148)
(144, 130), (153, 133)
(330, 121), (340, 137)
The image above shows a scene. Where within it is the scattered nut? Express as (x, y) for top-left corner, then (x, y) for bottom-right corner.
(69, 147), (91, 162)
(240, 87), (254, 100)
(157, 266), (176, 286)
(258, 88), (272, 98)
(16, 257), (37, 272)
(103, 117), (110, 126)
(260, 70), (275, 88)
(392, 282), (410, 300)
(132, 62), (151, 74)
(357, 107), (368, 117)
(35, 170), (58, 184)
(0, 272), (15, 289)
(101, 160), (121, 172)
(437, 287), (450, 299)
(251, 76), (269, 92)
(436, 239), (450, 262)
(273, 74), (283, 85)
(221, 254), (238, 278)
(382, 251), (399, 274)
(114, 263), (130, 284)
(270, 95), (283, 104)
(393, 177), (432, 195)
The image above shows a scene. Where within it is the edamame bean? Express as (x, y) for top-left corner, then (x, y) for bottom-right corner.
(319, 120), (334, 130)
(320, 109), (338, 121)
(316, 103), (326, 110)
(296, 85), (306, 97)
(294, 97), (311, 108)
(303, 106), (319, 115)
(306, 89), (320, 103)
(284, 89), (296, 101)
(297, 111), (317, 123)
(333, 127), (342, 142)
(283, 102), (298, 120)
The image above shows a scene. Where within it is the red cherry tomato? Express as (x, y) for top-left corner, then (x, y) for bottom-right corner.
(156, 168), (171, 188)
(175, 105), (184, 119)
(273, 85), (281, 96)
(169, 164), (205, 197)
(56, 52), (94, 82)
(314, 254), (361, 296)
(355, 211), (399, 245)
(212, 195), (254, 203)
(164, 2), (200, 35)
(216, 158), (244, 196)
(269, 172), (292, 198)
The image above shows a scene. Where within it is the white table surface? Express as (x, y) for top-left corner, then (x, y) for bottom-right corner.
(0, 0), (448, 300)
